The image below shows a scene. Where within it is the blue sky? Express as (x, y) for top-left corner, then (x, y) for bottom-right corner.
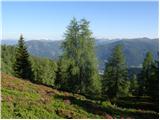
(2, 1), (158, 40)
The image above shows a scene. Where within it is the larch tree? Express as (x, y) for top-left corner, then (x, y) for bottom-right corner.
(139, 51), (158, 98)
(57, 18), (101, 96)
(79, 19), (101, 95)
(102, 45), (129, 99)
(149, 59), (159, 99)
(139, 52), (154, 95)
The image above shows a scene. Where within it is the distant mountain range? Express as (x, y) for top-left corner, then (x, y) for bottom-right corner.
(1, 39), (18, 45)
(96, 38), (159, 70)
(1, 38), (159, 70)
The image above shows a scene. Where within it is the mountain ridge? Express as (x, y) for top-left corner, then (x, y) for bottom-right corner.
(1, 38), (158, 70)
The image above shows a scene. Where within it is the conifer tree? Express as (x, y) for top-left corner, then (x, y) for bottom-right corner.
(149, 60), (159, 99)
(60, 18), (81, 92)
(140, 52), (159, 98)
(59, 18), (101, 95)
(102, 45), (129, 99)
(55, 58), (69, 89)
(139, 52), (154, 95)
(14, 34), (34, 80)
(79, 19), (101, 95)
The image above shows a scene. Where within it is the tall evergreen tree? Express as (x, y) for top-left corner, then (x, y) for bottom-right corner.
(13, 35), (34, 80)
(139, 52), (154, 95)
(58, 18), (101, 95)
(152, 60), (159, 98)
(60, 18), (81, 92)
(149, 60), (159, 99)
(102, 45), (129, 99)
(140, 51), (159, 98)
(79, 19), (101, 95)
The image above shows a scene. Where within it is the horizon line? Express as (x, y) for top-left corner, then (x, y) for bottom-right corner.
(1, 36), (159, 41)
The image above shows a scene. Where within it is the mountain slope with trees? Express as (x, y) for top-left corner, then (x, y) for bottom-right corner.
(1, 38), (158, 69)
(1, 18), (159, 119)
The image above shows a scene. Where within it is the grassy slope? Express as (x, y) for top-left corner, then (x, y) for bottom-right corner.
(1, 73), (159, 119)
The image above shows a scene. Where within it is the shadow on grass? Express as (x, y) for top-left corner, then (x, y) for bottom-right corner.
(111, 99), (159, 112)
(111, 96), (159, 113)
(55, 95), (108, 118)
(55, 95), (159, 119)
(118, 96), (154, 103)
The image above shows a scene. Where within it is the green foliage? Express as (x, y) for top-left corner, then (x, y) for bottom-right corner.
(101, 101), (112, 107)
(1, 45), (16, 75)
(102, 45), (129, 99)
(139, 52), (153, 95)
(129, 74), (139, 95)
(99, 99), (158, 119)
(148, 60), (159, 99)
(1, 73), (102, 119)
(138, 51), (159, 98)
(31, 56), (57, 86)
(13, 35), (34, 80)
(111, 96), (159, 112)
(1, 44), (57, 87)
(57, 18), (101, 95)
(55, 58), (68, 89)
(2, 73), (159, 119)
(1, 19), (159, 119)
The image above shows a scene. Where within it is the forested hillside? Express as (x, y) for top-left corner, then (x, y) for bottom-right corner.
(1, 18), (159, 119)
(1, 45), (57, 87)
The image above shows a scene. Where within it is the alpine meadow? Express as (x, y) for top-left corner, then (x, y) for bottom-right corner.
(1, 1), (159, 119)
